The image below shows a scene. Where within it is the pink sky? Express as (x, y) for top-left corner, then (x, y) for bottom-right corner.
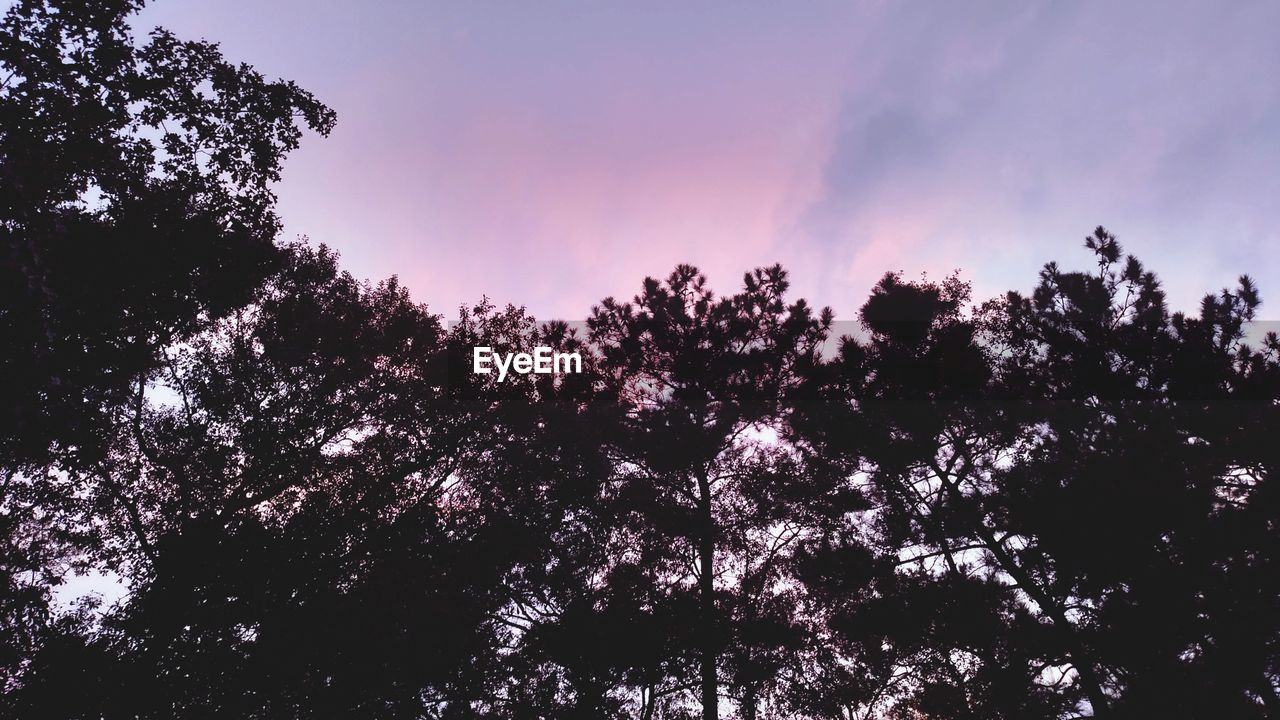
(136, 1), (1280, 320)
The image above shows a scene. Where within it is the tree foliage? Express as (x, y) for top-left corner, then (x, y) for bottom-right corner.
(0, 0), (332, 699)
(3, 4), (1279, 718)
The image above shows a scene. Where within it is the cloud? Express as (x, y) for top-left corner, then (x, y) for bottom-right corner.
(792, 0), (1280, 313)
(143, 0), (1280, 319)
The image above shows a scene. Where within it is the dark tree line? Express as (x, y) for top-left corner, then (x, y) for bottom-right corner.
(3, 2), (1279, 719)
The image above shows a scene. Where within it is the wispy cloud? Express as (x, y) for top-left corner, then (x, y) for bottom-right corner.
(141, 0), (1280, 318)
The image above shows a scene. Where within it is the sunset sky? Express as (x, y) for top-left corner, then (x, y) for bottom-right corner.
(136, 1), (1280, 320)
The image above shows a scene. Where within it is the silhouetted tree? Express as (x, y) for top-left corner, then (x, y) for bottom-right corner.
(1, 0), (334, 467)
(583, 264), (833, 719)
(12, 248), (483, 717)
(985, 228), (1280, 717)
(790, 271), (1078, 719)
(792, 228), (1280, 719)
(0, 0), (333, 697)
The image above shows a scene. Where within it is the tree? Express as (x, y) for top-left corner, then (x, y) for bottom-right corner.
(0, 0), (334, 696)
(10, 246), (480, 717)
(790, 270), (1077, 719)
(583, 264), (834, 719)
(792, 228), (1280, 718)
(987, 228), (1280, 716)
(8, 253), (631, 719)
(1, 0), (335, 468)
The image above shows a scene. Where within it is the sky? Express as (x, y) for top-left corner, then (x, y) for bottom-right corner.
(133, 0), (1280, 321)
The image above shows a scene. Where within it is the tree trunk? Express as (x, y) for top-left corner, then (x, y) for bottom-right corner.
(696, 469), (718, 720)
(640, 685), (657, 720)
